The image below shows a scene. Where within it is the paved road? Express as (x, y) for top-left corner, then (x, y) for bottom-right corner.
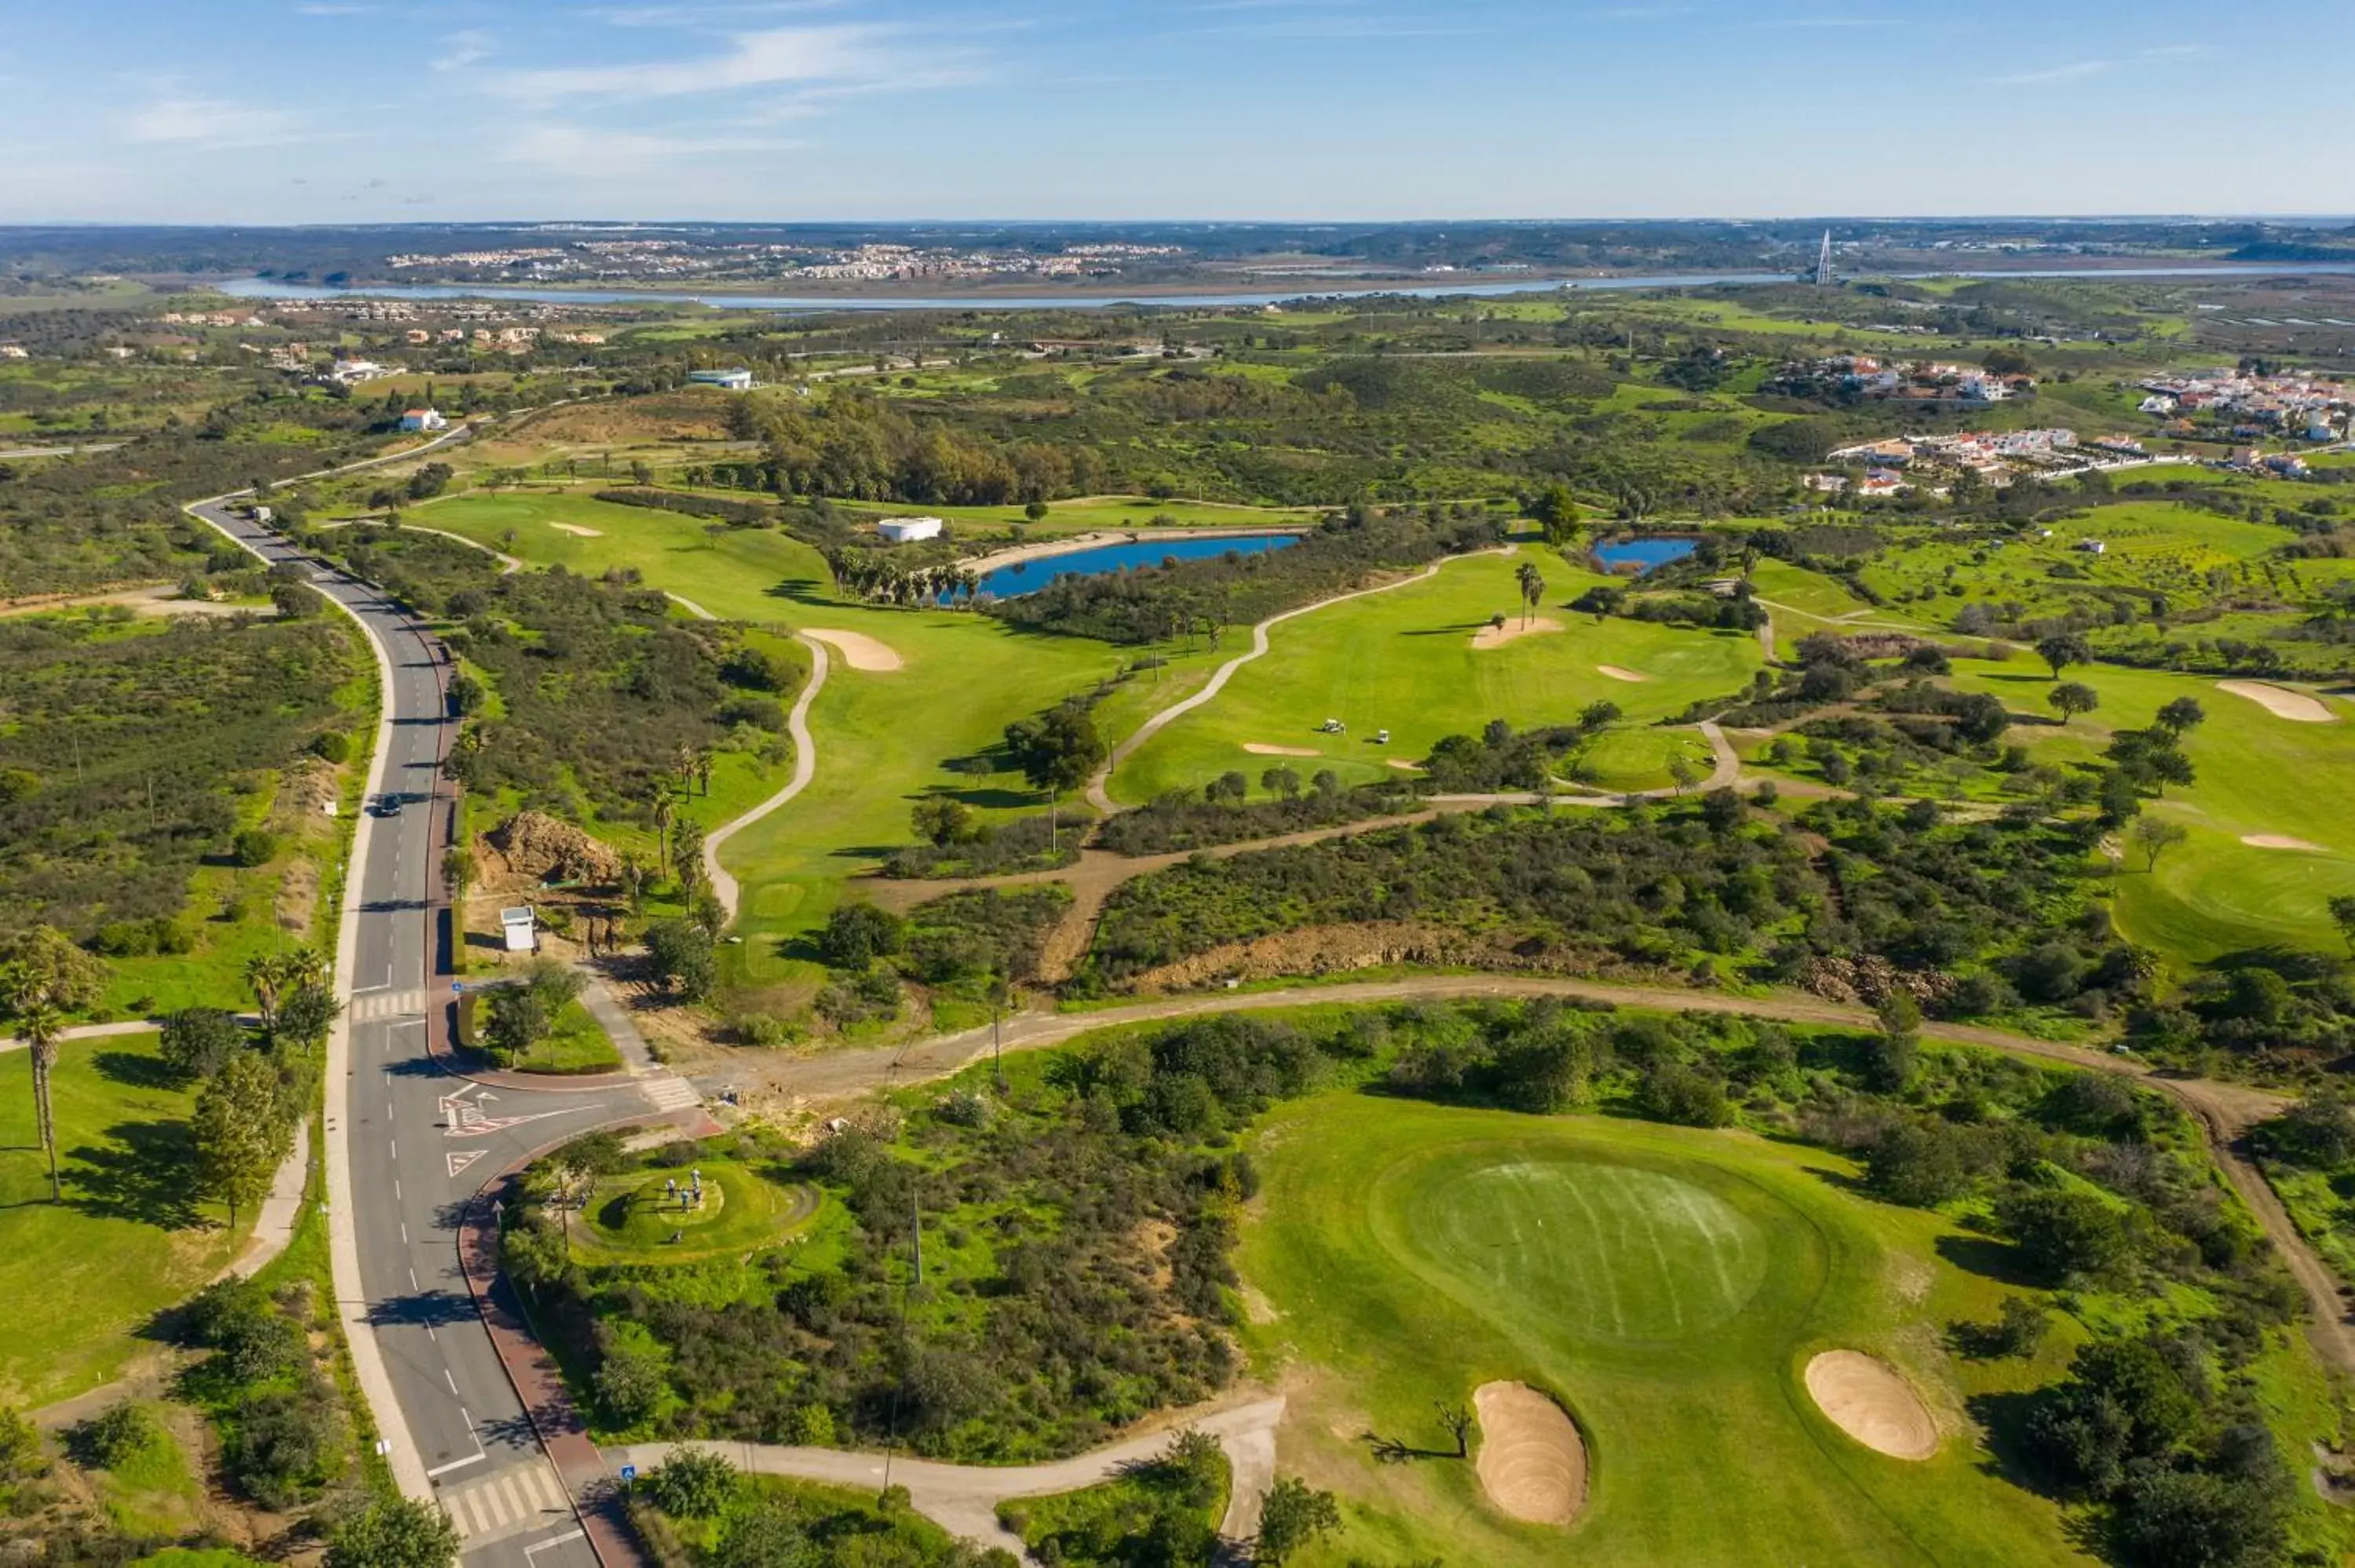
(190, 486), (671, 1568)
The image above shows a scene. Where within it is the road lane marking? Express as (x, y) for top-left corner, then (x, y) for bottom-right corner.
(445, 1366), (459, 1395)
(426, 1449), (487, 1478)
(524, 1529), (588, 1557)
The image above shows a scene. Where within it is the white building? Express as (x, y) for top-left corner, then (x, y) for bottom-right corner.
(499, 906), (536, 954)
(688, 368), (754, 391)
(876, 516), (944, 544)
(399, 408), (447, 432)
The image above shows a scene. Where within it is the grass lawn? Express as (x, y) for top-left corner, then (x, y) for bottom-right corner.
(1240, 1095), (2091, 1567)
(0, 1032), (246, 1406)
(1947, 658), (2355, 965)
(1111, 551), (1760, 804)
(509, 999), (624, 1076)
(569, 1160), (824, 1265)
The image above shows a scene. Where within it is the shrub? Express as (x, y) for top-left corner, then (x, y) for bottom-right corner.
(230, 828), (279, 867)
(325, 1496), (462, 1568)
(644, 1446), (736, 1519)
(309, 730), (352, 764)
(71, 1403), (157, 1470)
(224, 1383), (336, 1508)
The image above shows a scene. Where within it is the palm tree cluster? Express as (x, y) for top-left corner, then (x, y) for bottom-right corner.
(244, 946), (329, 1037)
(823, 549), (980, 608)
(0, 928), (106, 1202)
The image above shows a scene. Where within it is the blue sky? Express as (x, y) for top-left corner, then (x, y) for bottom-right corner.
(6, 0), (2350, 223)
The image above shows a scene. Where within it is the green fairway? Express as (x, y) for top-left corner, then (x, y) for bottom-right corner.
(1947, 658), (2355, 964)
(0, 1033), (246, 1406)
(1111, 551), (1759, 803)
(1240, 1095), (2088, 1568)
(571, 1161), (823, 1264)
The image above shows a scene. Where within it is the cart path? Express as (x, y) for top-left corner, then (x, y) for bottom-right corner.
(606, 1394), (1284, 1564)
(704, 633), (830, 918)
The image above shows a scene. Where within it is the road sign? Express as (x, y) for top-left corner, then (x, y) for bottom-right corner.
(619, 1464), (637, 1484)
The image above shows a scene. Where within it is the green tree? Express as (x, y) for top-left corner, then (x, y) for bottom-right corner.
(159, 1007), (246, 1080)
(911, 795), (974, 848)
(2330, 893), (2355, 955)
(1256, 1477), (1342, 1565)
(326, 1495), (462, 1568)
(644, 920), (716, 1001)
(2046, 681), (2099, 725)
(2131, 816), (2189, 873)
(2036, 633), (2091, 680)
(820, 903), (904, 969)
(1530, 482), (1580, 542)
(2154, 695), (2207, 735)
(193, 1051), (292, 1232)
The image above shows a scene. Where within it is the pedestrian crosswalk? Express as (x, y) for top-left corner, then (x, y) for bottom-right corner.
(641, 1073), (700, 1112)
(440, 1459), (571, 1544)
(349, 987), (427, 1023)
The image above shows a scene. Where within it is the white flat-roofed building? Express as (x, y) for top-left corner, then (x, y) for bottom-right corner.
(688, 368), (754, 391)
(876, 516), (944, 544)
(399, 408), (447, 432)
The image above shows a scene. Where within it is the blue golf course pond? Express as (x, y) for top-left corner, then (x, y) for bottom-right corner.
(972, 531), (1302, 599)
(1591, 536), (1699, 574)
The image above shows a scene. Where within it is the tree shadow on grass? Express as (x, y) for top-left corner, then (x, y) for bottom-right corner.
(91, 1051), (184, 1093)
(65, 1121), (205, 1230)
(1934, 1231), (2043, 1289)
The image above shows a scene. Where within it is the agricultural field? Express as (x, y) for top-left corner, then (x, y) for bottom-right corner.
(1111, 550), (1760, 803)
(1239, 1095), (2090, 1566)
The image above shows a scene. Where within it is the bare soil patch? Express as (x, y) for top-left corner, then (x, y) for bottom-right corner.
(1386, 758), (1420, 771)
(1473, 1381), (1586, 1526)
(548, 521), (602, 537)
(511, 393), (734, 447)
(804, 627), (904, 673)
(2244, 833), (2327, 851)
(1597, 665), (1651, 683)
(1243, 742), (1320, 757)
(2218, 680), (2337, 723)
(1803, 1351), (1937, 1460)
(1470, 616), (1563, 651)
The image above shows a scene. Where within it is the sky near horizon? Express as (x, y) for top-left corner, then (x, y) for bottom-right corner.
(6, 0), (2351, 224)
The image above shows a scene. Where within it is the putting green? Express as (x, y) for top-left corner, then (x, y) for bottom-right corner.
(571, 1162), (822, 1264)
(1241, 1096), (2089, 1566)
(1397, 1158), (1768, 1340)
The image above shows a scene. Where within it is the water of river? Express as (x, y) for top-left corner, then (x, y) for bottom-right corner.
(217, 261), (2355, 315)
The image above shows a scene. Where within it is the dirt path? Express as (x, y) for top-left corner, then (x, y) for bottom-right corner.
(605, 1394), (1285, 1563)
(742, 974), (2352, 1377)
(1085, 549), (1513, 814)
(703, 634), (829, 918)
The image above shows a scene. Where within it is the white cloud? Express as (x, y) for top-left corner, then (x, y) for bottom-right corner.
(1995, 58), (2111, 86)
(434, 28), (494, 70)
(495, 24), (904, 103)
(122, 96), (299, 147)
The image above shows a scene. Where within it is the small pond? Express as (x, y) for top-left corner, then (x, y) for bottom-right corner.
(971, 531), (1302, 599)
(1591, 536), (1699, 574)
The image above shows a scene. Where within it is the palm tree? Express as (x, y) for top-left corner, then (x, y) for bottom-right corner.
(18, 1004), (64, 1202)
(1515, 562), (1545, 628)
(694, 747), (716, 798)
(652, 794), (677, 873)
(244, 952), (284, 1034)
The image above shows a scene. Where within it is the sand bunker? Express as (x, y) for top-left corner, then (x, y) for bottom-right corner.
(2218, 680), (2336, 723)
(547, 521), (602, 537)
(1243, 742), (1320, 757)
(1804, 1351), (1937, 1460)
(1597, 665), (1651, 683)
(803, 628), (903, 672)
(1473, 1381), (1586, 1526)
(1387, 758), (1421, 771)
(1471, 616), (1562, 651)
(2244, 833), (2327, 851)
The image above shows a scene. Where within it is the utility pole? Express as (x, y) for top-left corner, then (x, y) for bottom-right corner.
(911, 1190), (923, 1288)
